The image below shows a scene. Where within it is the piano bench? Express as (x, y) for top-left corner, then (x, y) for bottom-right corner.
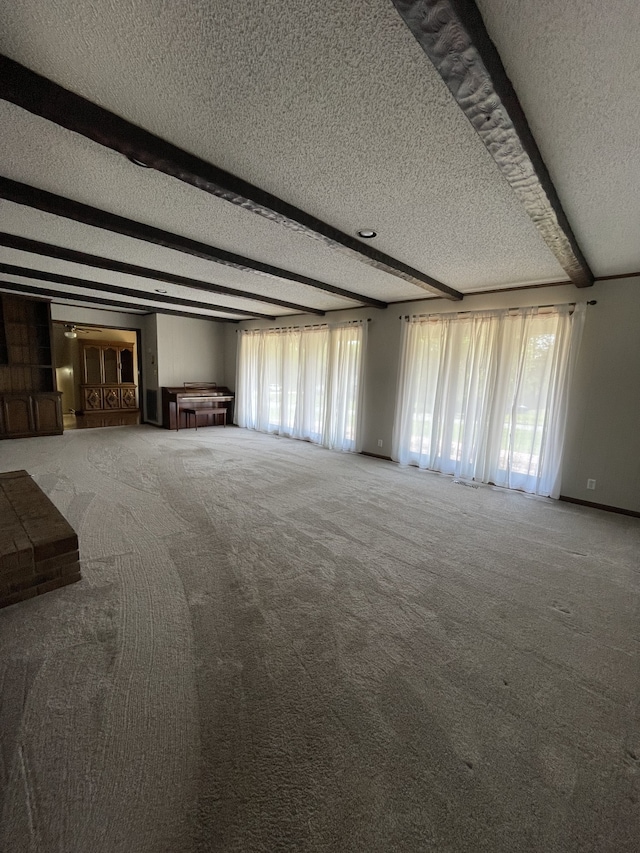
(181, 407), (227, 431)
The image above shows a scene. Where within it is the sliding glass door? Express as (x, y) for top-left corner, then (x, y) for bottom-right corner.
(237, 322), (366, 452)
(392, 304), (585, 497)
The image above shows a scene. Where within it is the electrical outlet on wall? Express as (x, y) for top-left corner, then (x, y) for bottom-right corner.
(587, 479), (596, 490)
(377, 439), (383, 447)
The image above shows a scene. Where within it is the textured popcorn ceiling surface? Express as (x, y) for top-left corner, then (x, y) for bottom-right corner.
(0, 0), (633, 319)
(476, 0), (640, 277)
(0, 275), (249, 321)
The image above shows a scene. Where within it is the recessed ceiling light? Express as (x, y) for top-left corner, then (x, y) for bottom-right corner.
(127, 155), (151, 168)
(155, 288), (167, 294)
(357, 229), (377, 239)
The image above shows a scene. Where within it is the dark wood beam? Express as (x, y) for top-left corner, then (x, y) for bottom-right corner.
(0, 177), (387, 310)
(594, 270), (640, 282)
(0, 232), (322, 316)
(391, 0), (594, 288)
(0, 280), (238, 322)
(0, 54), (461, 301)
(0, 262), (274, 320)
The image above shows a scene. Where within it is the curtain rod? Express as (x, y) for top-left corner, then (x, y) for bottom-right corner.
(400, 300), (596, 320)
(237, 318), (370, 332)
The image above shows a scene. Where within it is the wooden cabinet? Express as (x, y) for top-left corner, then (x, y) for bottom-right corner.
(82, 385), (138, 411)
(79, 340), (138, 413)
(1, 392), (63, 438)
(33, 393), (64, 433)
(0, 294), (63, 439)
(2, 395), (32, 435)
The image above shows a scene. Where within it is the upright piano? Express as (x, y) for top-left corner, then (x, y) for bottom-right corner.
(161, 383), (235, 430)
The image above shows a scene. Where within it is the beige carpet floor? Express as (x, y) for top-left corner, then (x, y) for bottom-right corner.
(0, 425), (638, 852)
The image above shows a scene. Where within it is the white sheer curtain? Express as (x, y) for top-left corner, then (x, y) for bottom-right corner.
(236, 321), (366, 452)
(392, 304), (585, 497)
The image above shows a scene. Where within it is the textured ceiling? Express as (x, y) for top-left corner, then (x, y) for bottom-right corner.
(0, 201), (350, 311)
(476, 0), (640, 277)
(0, 0), (632, 320)
(0, 274), (251, 321)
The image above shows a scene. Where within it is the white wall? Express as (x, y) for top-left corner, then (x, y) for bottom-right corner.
(561, 278), (640, 512)
(223, 325), (239, 391)
(50, 305), (144, 330)
(156, 314), (226, 388)
(234, 281), (640, 513)
(138, 314), (159, 422)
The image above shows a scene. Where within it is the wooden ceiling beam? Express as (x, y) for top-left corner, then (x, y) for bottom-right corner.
(0, 232), (324, 316)
(0, 262), (276, 319)
(0, 54), (461, 301)
(391, 0), (593, 288)
(0, 280), (238, 322)
(0, 177), (387, 310)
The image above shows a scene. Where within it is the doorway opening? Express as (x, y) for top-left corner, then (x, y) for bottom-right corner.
(53, 322), (142, 430)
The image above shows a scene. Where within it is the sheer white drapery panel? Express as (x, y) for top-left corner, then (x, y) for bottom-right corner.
(392, 304), (585, 497)
(236, 322), (366, 452)
(324, 323), (367, 451)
